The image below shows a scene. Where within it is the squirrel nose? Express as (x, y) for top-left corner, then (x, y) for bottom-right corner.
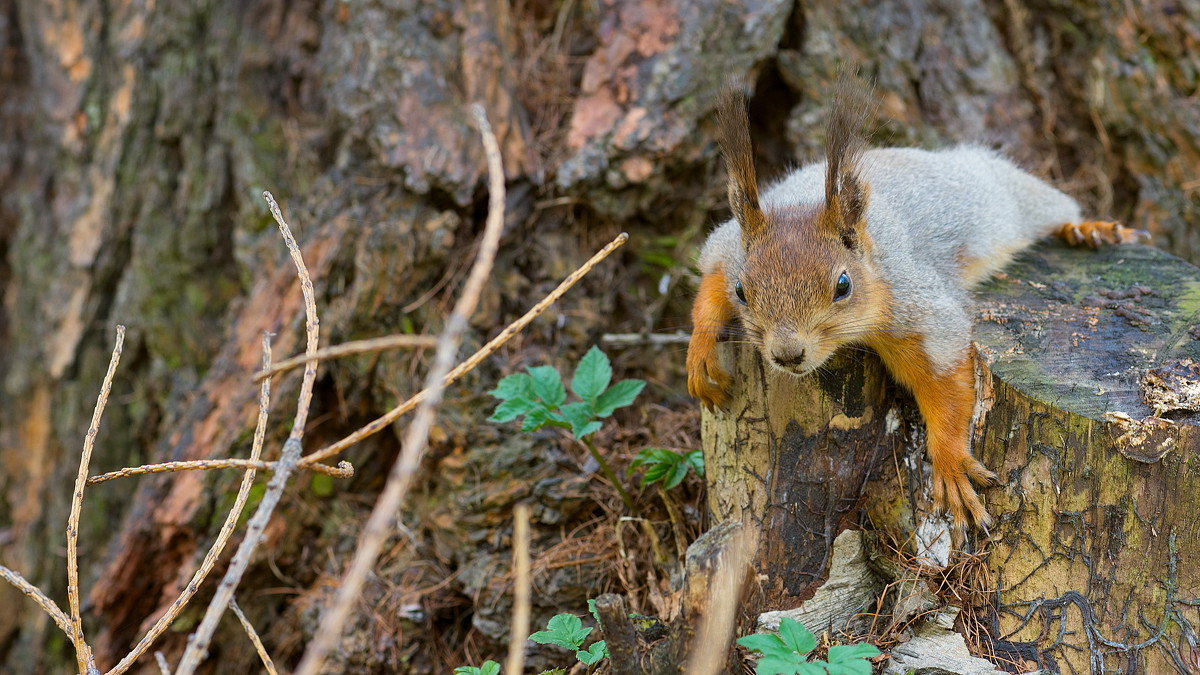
(773, 349), (806, 369)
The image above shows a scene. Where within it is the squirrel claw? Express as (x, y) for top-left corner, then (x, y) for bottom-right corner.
(1059, 221), (1150, 248)
(932, 456), (996, 535)
(688, 361), (732, 411)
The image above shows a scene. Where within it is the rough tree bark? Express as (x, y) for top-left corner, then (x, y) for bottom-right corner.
(1, 0), (1197, 673)
(703, 242), (1200, 674)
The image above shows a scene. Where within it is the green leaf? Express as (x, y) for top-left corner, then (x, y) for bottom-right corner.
(489, 373), (535, 401)
(530, 613), (591, 650)
(588, 599), (601, 626)
(521, 406), (556, 433)
(593, 379), (645, 417)
(489, 397), (535, 423)
(528, 365), (566, 407)
(736, 633), (786, 654)
(576, 641), (607, 665)
(824, 643), (880, 675)
(684, 449), (704, 476)
(559, 402), (602, 439)
(663, 460), (691, 489)
(755, 654), (803, 675)
(479, 662), (500, 675)
(778, 618), (817, 655)
(453, 666), (482, 675)
(793, 663), (829, 675)
(571, 346), (612, 404)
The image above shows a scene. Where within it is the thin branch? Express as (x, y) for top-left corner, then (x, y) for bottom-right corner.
(0, 564), (75, 641)
(230, 597), (279, 675)
(297, 230), (630, 470)
(109, 332), (276, 675)
(254, 333), (436, 382)
(295, 103), (508, 675)
(176, 193), (321, 675)
(154, 652), (171, 675)
(601, 331), (691, 346)
(68, 324), (124, 674)
(505, 503), (532, 675)
(87, 458), (352, 487)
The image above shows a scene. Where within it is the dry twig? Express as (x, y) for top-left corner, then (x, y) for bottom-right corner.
(154, 652), (171, 675)
(295, 103), (509, 675)
(87, 457), (352, 487)
(254, 333), (437, 382)
(176, 193), (321, 675)
(505, 503), (532, 675)
(111, 332), (276, 675)
(0, 565), (74, 641)
(67, 324), (125, 674)
(230, 597), (279, 675)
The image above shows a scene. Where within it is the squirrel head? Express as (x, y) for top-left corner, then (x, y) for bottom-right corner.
(716, 82), (886, 377)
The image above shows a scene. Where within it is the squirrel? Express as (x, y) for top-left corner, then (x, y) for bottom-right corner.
(686, 80), (1147, 533)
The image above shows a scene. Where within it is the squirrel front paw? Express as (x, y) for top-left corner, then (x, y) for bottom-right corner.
(686, 340), (732, 411)
(1059, 221), (1151, 248)
(931, 454), (999, 533)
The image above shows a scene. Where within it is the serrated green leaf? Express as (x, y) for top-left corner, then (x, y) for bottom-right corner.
(489, 373), (535, 401)
(452, 667), (480, 675)
(684, 449), (704, 476)
(576, 420), (602, 438)
(663, 461), (690, 489)
(532, 613), (591, 650)
(824, 643), (879, 675)
(489, 397), (535, 423)
(480, 662), (501, 675)
(642, 463), (673, 487)
(576, 641), (607, 665)
(794, 662), (829, 675)
(778, 618), (816, 655)
(737, 633), (786, 654)
(571, 346), (612, 404)
(594, 379), (645, 417)
(588, 599), (601, 625)
(755, 654), (802, 675)
(522, 407), (557, 433)
(528, 365), (566, 407)
(558, 402), (599, 439)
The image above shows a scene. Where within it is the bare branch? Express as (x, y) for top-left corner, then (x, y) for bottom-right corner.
(505, 503), (532, 675)
(176, 193), (321, 675)
(154, 652), (172, 675)
(109, 332), (276, 675)
(254, 333), (436, 383)
(67, 324), (124, 673)
(295, 103), (508, 675)
(230, 597), (279, 675)
(298, 230), (630, 470)
(0, 564), (75, 642)
(87, 458), (352, 487)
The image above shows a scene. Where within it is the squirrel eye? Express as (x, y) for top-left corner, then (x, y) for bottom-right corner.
(735, 279), (747, 305)
(834, 271), (851, 301)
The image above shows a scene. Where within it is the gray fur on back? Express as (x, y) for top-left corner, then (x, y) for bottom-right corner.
(698, 145), (1082, 374)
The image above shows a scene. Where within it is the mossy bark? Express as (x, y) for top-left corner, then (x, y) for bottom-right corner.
(703, 242), (1200, 673)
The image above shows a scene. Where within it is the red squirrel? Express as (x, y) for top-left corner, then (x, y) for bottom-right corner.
(687, 82), (1146, 532)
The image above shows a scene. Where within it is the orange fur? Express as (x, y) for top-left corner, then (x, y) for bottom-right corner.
(687, 266), (735, 410)
(867, 335), (999, 533)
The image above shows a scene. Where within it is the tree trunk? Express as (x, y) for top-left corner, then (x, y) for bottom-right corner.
(703, 242), (1200, 673)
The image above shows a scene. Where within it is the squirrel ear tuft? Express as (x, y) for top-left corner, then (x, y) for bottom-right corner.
(823, 69), (872, 250)
(717, 84), (766, 247)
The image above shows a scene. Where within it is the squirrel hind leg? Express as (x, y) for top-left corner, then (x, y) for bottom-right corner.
(1058, 221), (1151, 248)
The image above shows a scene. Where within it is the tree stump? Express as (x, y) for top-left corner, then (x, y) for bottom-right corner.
(702, 242), (1200, 674)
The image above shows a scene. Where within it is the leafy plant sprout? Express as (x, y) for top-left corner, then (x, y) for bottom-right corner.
(488, 345), (646, 519)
